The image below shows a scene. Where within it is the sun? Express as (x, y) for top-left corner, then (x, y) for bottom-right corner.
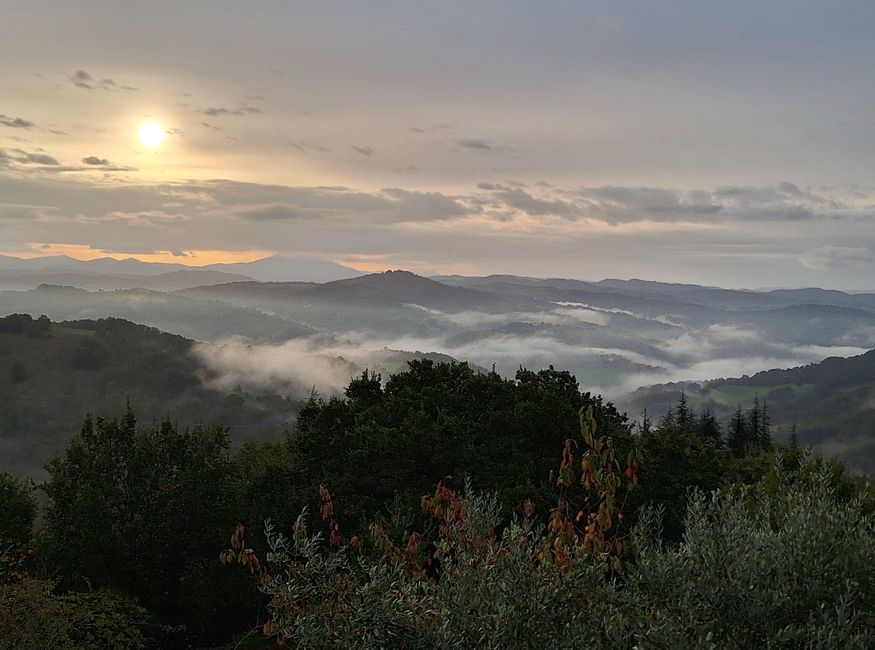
(138, 121), (165, 149)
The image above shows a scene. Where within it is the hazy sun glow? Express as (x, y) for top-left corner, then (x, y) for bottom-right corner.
(138, 121), (165, 149)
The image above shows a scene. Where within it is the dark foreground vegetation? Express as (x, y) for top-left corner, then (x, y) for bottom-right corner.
(2, 360), (874, 648)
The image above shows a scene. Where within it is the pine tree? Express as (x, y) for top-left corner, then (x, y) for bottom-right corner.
(697, 407), (721, 445)
(676, 391), (692, 434)
(758, 399), (772, 449)
(638, 408), (653, 435)
(660, 405), (676, 431)
(748, 395), (761, 446)
(727, 403), (749, 457)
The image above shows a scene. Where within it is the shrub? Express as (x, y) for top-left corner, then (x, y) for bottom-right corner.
(621, 464), (875, 649)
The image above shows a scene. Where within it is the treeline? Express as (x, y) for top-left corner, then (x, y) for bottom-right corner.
(2, 361), (874, 648)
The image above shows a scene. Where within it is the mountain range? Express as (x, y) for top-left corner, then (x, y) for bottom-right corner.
(3, 258), (875, 473)
(0, 253), (361, 289)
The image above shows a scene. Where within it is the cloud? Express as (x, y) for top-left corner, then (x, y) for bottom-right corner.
(202, 105), (261, 116)
(5, 149), (60, 165)
(230, 185), (469, 224)
(0, 115), (35, 129)
(494, 188), (576, 217)
(799, 246), (875, 271)
(351, 145), (375, 156)
(1, 172), (874, 290)
(194, 337), (455, 399)
(409, 122), (454, 134)
(81, 156), (109, 166)
(454, 138), (510, 153)
(67, 70), (135, 92)
(288, 141), (331, 153)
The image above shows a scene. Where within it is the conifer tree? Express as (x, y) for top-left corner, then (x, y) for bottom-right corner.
(675, 391), (692, 434)
(696, 407), (721, 445)
(727, 403), (749, 457)
(638, 408), (653, 435)
(660, 405), (676, 431)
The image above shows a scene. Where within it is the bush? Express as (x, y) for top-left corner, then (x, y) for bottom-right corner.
(61, 590), (148, 650)
(233, 458), (875, 649)
(0, 473), (35, 548)
(621, 465), (875, 648)
(0, 579), (147, 650)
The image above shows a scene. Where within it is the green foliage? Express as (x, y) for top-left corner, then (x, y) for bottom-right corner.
(234, 487), (617, 649)
(0, 473), (35, 548)
(237, 459), (875, 649)
(0, 578), (147, 650)
(0, 313), (50, 337)
(290, 361), (632, 534)
(622, 466), (875, 648)
(0, 578), (77, 650)
(42, 409), (247, 644)
(60, 589), (148, 650)
(635, 393), (778, 540)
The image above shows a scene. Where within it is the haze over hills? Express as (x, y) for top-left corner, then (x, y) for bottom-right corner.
(2, 265), (873, 401)
(0, 314), (464, 477)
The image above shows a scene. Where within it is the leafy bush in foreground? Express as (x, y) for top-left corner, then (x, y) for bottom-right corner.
(0, 579), (147, 650)
(231, 457), (875, 649)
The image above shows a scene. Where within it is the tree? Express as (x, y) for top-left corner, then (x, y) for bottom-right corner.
(0, 473), (35, 549)
(696, 407), (721, 445)
(727, 403), (751, 456)
(289, 361), (633, 534)
(42, 409), (246, 644)
(675, 391), (693, 434)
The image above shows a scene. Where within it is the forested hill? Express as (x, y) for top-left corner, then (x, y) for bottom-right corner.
(622, 349), (875, 472)
(0, 314), (296, 477)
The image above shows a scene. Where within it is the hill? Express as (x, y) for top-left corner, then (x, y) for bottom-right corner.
(0, 285), (321, 342)
(620, 349), (875, 472)
(0, 268), (254, 291)
(0, 314), (296, 477)
(0, 314), (471, 477)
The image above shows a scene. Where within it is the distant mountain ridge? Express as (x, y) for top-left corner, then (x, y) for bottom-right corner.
(0, 254), (361, 283)
(0, 268), (256, 291)
(5, 267), (875, 412)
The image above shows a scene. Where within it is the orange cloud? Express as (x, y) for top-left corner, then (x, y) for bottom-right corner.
(12, 243), (273, 266)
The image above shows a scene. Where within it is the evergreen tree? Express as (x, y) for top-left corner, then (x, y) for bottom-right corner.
(727, 404), (750, 457)
(758, 398), (772, 449)
(696, 407), (721, 445)
(660, 405), (676, 431)
(749, 395), (761, 445)
(638, 408), (653, 435)
(675, 391), (693, 434)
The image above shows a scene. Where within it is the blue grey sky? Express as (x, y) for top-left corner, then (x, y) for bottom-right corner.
(1, 1), (874, 287)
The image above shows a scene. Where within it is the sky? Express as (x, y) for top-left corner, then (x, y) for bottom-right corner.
(1, 0), (874, 288)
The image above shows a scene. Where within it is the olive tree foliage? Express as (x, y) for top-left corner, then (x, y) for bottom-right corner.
(623, 467), (875, 649)
(231, 456), (875, 649)
(231, 489), (619, 650)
